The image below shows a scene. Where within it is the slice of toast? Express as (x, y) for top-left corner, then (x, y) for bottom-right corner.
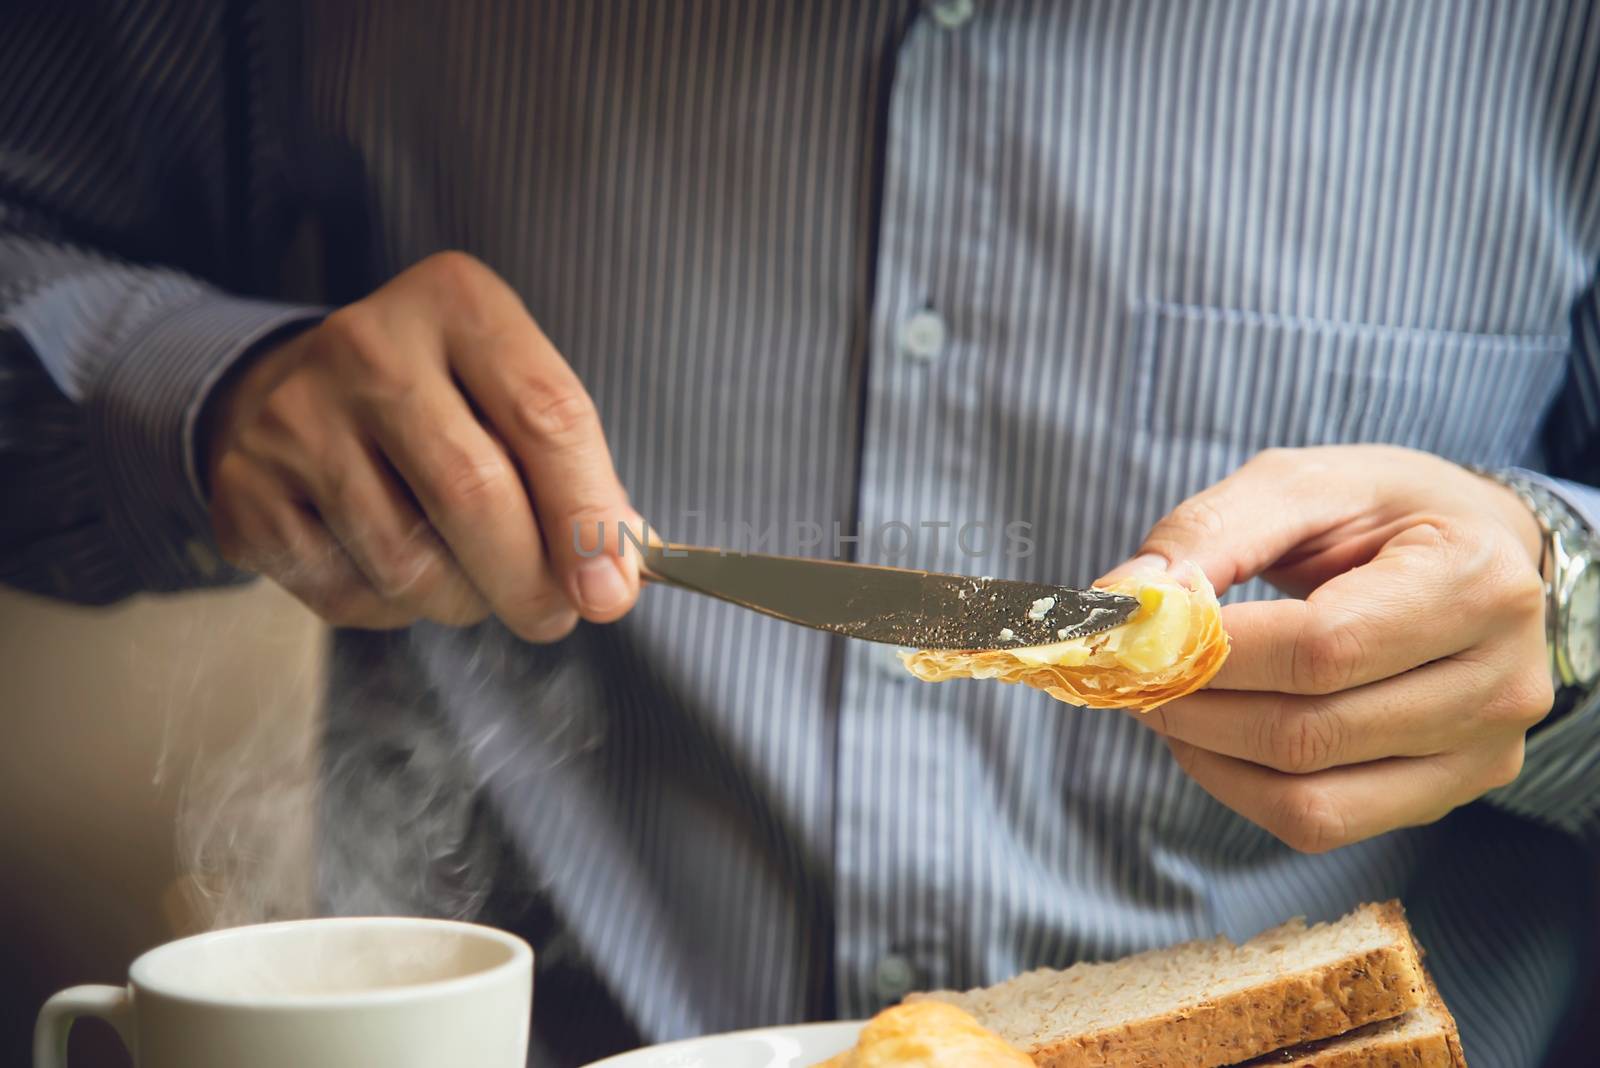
(911, 901), (1427, 1068)
(1236, 975), (1467, 1068)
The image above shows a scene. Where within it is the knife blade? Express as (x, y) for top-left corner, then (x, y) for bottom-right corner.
(638, 543), (1141, 650)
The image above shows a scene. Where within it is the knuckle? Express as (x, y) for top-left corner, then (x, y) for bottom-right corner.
(1523, 671), (1557, 725)
(1290, 613), (1364, 695)
(255, 378), (308, 439)
(364, 534), (438, 599)
(420, 249), (490, 291)
(1453, 521), (1514, 576)
(1408, 518), (1456, 555)
(1483, 742), (1527, 790)
(1488, 667), (1555, 729)
(1269, 783), (1351, 854)
(417, 251), (511, 335)
(328, 491), (434, 596)
(1263, 701), (1342, 774)
(508, 376), (601, 447)
(431, 445), (519, 518)
(320, 306), (383, 361)
(1144, 496), (1228, 561)
(1163, 497), (1229, 543)
(321, 309), (410, 393)
(1497, 559), (1548, 620)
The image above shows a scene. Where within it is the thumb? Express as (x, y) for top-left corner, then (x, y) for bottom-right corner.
(1099, 450), (1372, 596)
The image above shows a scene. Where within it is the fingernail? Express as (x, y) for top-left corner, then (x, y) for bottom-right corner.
(1095, 552), (1169, 586)
(577, 556), (630, 613)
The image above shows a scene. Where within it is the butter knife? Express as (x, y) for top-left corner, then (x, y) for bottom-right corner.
(638, 543), (1140, 650)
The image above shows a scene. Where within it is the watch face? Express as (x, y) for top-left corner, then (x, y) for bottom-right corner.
(1565, 563), (1600, 687)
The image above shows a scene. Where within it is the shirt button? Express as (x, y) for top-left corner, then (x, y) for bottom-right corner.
(874, 955), (918, 1002)
(873, 644), (912, 681)
(899, 309), (948, 360)
(927, 0), (975, 29)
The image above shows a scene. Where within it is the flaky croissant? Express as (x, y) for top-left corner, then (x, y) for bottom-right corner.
(898, 563), (1229, 711)
(815, 1001), (1033, 1068)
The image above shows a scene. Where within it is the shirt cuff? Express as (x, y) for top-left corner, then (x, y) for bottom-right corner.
(1484, 469), (1600, 836)
(1512, 468), (1600, 531)
(88, 293), (325, 593)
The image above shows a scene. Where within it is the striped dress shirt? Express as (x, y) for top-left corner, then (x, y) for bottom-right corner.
(4, 2), (1600, 1066)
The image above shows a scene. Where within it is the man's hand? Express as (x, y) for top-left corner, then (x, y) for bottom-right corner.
(204, 251), (642, 640)
(1105, 445), (1552, 853)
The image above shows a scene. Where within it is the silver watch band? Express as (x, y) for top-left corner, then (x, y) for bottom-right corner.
(1467, 466), (1596, 723)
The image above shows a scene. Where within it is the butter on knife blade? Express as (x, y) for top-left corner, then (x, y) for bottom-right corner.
(898, 563), (1230, 711)
(638, 543), (1140, 650)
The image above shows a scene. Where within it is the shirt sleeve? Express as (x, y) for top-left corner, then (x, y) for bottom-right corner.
(0, 4), (323, 604)
(1483, 270), (1600, 838)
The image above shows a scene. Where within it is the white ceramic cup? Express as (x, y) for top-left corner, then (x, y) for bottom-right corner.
(33, 916), (533, 1068)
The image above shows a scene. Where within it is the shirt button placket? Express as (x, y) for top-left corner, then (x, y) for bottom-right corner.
(837, 10), (977, 1021)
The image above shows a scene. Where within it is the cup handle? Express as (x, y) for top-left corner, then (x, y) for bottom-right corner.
(34, 985), (134, 1068)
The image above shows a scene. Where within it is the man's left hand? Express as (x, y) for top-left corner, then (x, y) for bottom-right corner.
(1107, 445), (1554, 853)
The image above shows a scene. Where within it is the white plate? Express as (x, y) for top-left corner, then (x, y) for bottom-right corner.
(583, 1022), (864, 1067)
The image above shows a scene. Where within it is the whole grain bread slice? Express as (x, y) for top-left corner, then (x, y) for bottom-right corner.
(911, 901), (1427, 1068)
(1235, 972), (1466, 1068)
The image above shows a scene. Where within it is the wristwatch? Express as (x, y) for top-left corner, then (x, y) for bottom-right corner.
(1477, 471), (1600, 724)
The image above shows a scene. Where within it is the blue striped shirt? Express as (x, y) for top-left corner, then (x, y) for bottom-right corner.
(4, 3), (1600, 1066)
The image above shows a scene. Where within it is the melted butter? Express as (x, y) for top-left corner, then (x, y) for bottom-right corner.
(1011, 636), (1093, 667)
(1009, 583), (1189, 672)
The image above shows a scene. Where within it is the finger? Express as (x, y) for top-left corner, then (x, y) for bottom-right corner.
(1137, 657), (1496, 774)
(1105, 449), (1383, 595)
(272, 507), (417, 629)
(447, 315), (640, 623)
(215, 461), (413, 629)
(1210, 523), (1500, 693)
(1095, 552), (1169, 587)
(1256, 515), (1415, 599)
(306, 433), (490, 627)
(1165, 738), (1474, 853)
(360, 369), (578, 642)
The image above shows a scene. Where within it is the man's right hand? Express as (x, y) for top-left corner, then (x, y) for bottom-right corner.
(203, 251), (642, 641)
